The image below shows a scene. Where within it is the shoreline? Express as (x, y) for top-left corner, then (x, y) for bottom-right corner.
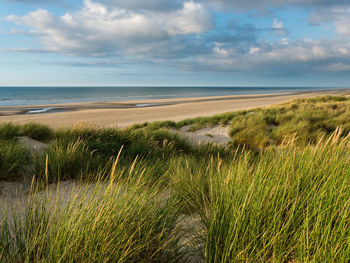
(0, 89), (349, 128)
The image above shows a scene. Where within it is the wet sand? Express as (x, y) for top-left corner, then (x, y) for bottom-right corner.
(0, 89), (348, 128)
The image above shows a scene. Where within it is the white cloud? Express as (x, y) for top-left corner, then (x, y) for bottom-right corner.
(6, 0), (213, 55)
(310, 7), (350, 36)
(99, 0), (184, 11)
(202, 0), (350, 10)
(4, 0), (350, 76)
(164, 1), (213, 35)
(280, 38), (288, 45)
(338, 47), (349, 55)
(249, 47), (260, 54)
(188, 38), (350, 74)
(333, 9), (350, 35)
(272, 18), (283, 29)
(7, 0), (350, 9)
(271, 18), (288, 36)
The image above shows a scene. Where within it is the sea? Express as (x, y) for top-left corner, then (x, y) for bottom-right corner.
(0, 86), (340, 107)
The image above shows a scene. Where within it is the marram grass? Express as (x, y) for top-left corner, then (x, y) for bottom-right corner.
(1, 96), (350, 262)
(134, 95), (350, 149)
(171, 129), (350, 262)
(0, 162), (185, 263)
(1, 130), (350, 262)
(0, 141), (30, 179)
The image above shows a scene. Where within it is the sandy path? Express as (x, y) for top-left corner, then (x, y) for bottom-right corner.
(0, 89), (348, 128)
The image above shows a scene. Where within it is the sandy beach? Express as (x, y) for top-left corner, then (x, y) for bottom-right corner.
(0, 89), (348, 128)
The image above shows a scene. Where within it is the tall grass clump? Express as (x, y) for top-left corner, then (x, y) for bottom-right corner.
(0, 163), (185, 262)
(0, 122), (53, 142)
(34, 139), (106, 184)
(19, 122), (53, 142)
(54, 125), (191, 159)
(0, 123), (20, 141)
(31, 124), (197, 185)
(171, 130), (350, 262)
(0, 141), (30, 180)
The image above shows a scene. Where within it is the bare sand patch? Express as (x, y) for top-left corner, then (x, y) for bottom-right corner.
(0, 180), (106, 219)
(171, 125), (231, 146)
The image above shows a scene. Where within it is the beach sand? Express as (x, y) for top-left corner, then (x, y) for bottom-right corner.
(0, 89), (348, 128)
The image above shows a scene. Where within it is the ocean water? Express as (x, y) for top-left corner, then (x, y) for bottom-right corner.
(0, 86), (336, 107)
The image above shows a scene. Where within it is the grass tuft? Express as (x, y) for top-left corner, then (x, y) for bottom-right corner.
(0, 122), (53, 142)
(0, 171), (185, 262)
(0, 141), (30, 180)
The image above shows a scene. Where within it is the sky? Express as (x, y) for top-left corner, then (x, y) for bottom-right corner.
(0, 0), (350, 87)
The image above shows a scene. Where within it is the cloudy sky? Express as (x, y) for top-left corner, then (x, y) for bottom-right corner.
(0, 0), (350, 86)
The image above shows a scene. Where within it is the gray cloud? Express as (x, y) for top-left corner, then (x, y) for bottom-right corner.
(0, 47), (52, 53)
(184, 38), (350, 75)
(203, 0), (350, 10)
(91, 0), (350, 11)
(6, 0), (350, 10)
(5, 1), (214, 56)
(3, 0), (350, 77)
(1, 0), (74, 8)
(310, 8), (350, 36)
(2, 0), (183, 10)
(98, 0), (184, 11)
(5, 0), (350, 13)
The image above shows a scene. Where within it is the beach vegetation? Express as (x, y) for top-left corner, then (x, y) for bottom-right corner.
(0, 170), (185, 262)
(134, 95), (350, 148)
(1, 95), (350, 262)
(0, 141), (30, 180)
(171, 130), (350, 262)
(0, 122), (53, 142)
